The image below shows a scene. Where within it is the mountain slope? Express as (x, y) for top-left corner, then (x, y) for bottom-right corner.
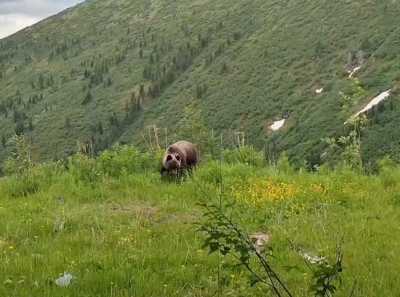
(0, 0), (399, 166)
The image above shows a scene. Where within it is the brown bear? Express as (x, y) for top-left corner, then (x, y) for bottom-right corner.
(161, 140), (199, 177)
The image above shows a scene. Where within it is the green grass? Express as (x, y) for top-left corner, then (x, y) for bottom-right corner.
(0, 147), (399, 296)
(1, 0), (400, 167)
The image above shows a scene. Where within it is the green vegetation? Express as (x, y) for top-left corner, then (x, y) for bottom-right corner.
(1, 0), (400, 168)
(0, 141), (399, 296)
(1, 1), (400, 295)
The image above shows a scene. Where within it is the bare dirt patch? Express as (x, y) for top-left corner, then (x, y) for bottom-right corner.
(109, 201), (159, 222)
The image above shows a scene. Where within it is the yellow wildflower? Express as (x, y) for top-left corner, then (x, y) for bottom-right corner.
(233, 178), (300, 207)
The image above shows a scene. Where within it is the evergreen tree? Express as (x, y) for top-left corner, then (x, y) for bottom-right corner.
(65, 117), (71, 129)
(97, 121), (104, 135)
(1, 135), (6, 147)
(38, 74), (45, 90)
(82, 91), (93, 105)
(139, 84), (146, 99)
(28, 118), (34, 131)
(15, 121), (25, 135)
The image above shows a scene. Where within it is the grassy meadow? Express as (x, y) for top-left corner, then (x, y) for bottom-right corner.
(1, 0), (400, 295)
(0, 144), (399, 296)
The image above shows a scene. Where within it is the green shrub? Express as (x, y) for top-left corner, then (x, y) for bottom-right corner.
(276, 152), (295, 174)
(194, 161), (259, 186)
(97, 145), (162, 177)
(378, 156), (399, 188)
(3, 171), (40, 197)
(193, 161), (223, 185)
(3, 135), (34, 176)
(67, 153), (100, 185)
(0, 135), (62, 197)
(0, 162), (63, 198)
(222, 146), (265, 167)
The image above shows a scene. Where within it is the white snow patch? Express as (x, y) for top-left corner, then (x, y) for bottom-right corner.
(55, 272), (74, 287)
(350, 90), (391, 120)
(270, 119), (286, 131)
(348, 66), (361, 79)
(315, 88), (324, 94)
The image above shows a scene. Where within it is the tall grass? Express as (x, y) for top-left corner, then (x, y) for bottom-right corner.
(0, 144), (399, 296)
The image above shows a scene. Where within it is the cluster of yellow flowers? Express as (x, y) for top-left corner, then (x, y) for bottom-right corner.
(232, 179), (300, 206)
(310, 183), (327, 195)
(0, 238), (14, 250)
(232, 178), (328, 207)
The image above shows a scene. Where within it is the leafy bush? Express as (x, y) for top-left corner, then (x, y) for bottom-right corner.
(199, 197), (345, 297)
(97, 145), (162, 177)
(276, 152), (295, 174)
(194, 160), (259, 186)
(378, 156), (400, 188)
(0, 135), (47, 197)
(3, 135), (33, 176)
(2, 170), (40, 197)
(222, 146), (265, 167)
(1, 162), (64, 198)
(67, 153), (100, 185)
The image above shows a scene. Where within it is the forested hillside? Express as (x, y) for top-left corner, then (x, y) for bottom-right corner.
(0, 0), (399, 167)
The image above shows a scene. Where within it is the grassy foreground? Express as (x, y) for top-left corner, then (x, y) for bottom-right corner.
(0, 146), (399, 296)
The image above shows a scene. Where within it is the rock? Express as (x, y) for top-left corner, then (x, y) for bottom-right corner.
(250, 232), (271, 253)
(55, 272), (74, 287)
(348, 66), (361, 79)
(299, 251), (326, 265)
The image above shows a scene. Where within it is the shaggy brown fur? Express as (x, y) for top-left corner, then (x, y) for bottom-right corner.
(161, 141), (199, 176)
